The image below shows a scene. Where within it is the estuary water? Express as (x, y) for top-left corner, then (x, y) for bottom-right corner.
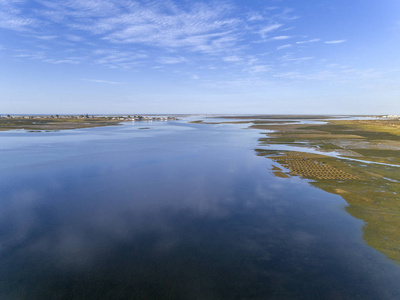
(1, 119), (400, 299)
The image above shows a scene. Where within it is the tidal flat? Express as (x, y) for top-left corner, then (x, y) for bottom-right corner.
(1, 117), (400, 299)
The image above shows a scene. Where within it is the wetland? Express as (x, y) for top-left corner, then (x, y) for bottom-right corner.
(1, 116), (400, 299)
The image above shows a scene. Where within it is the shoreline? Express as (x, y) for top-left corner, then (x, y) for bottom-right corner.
(193, 115), (400, 264)
(0, 115), (177, 132)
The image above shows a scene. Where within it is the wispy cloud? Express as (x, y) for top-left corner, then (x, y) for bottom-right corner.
(247, 12), (264, 22)
(271, 35), (291, 40)
(244, 64), (271, 73)
(12, 52), (46, 60)
(296, 38), (320, 44)
(277, 44), (292, 50)
(0, 0), (323, 72)
(259, 24), (282, 38)
(44, 58), (80, 64)
(39, 1), (241, 55)
(1, 1), (298, 54)
(80, 78), (125, 85)
(325, 40), (346, 44)
(281, 55), (314, 62)
(35, 35), (58, 40)
(0, 0), (39, 31)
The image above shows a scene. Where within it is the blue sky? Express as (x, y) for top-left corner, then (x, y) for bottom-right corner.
(1, 0), (400, 114)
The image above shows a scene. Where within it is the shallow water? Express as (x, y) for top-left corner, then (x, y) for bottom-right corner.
(1, 120), (400, 299)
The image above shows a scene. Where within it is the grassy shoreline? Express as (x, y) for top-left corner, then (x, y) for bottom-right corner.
(0, 115), (177, 131)
(0, 117), (124, 131)
(255, 118), (400, 264)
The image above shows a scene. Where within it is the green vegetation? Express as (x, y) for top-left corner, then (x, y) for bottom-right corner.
(0, 117), (122, 131)
(303, 124), (400, 141)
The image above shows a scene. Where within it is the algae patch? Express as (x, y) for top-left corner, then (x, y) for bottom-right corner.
(269, 153), (361, 180)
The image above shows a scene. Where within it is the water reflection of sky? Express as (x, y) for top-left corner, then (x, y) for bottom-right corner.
(1, 120), (400, 299)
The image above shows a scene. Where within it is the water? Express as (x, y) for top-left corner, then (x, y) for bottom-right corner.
(1, 120), (400, 299)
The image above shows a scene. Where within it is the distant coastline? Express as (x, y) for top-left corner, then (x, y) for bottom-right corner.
(0, 115), (178, 131)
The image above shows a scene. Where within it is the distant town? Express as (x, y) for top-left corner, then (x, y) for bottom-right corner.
(374, 115), (400, 119)
(0, 114), (178, 121)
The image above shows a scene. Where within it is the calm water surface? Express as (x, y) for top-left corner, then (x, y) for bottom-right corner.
(1, 120), (400, 299)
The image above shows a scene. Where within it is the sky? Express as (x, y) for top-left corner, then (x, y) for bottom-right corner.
(1, 0), (400, 114)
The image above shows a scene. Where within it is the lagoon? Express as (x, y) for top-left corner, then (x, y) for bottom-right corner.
(1, 119), (400, 299)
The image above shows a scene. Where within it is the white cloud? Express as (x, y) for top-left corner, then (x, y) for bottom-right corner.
(35, 1), (241, 55)
(43, 58), (80, 64)
(12, 52), (45, 60)
(325, 40), (346, 44)
(0, 1), (37, 30)
(277, 44), (292, 50)
(35, 35), (58, 40)
(271, 35), (291, 40)
(0, 14), (37, 31)
(282, 26), (295, 32)
(0, 1), (308, 70)
(259, 24), (282, 38)
(296, 38), (320, 44)
(247, 12), (264, 22)
(281, 55), (314, 62)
